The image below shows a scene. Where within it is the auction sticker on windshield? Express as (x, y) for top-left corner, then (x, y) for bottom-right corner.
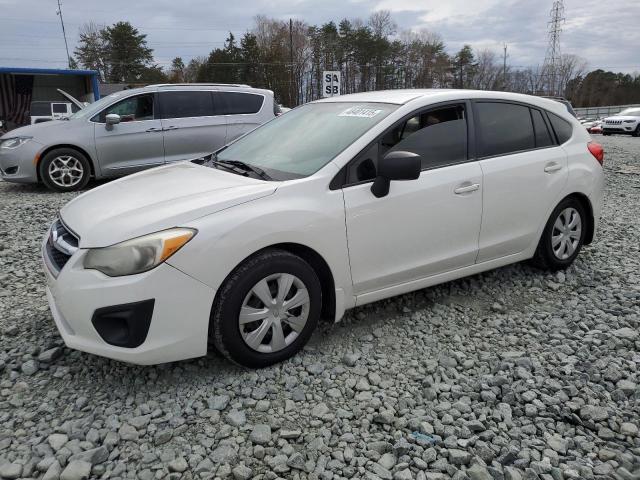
(338, 106), (383, 118)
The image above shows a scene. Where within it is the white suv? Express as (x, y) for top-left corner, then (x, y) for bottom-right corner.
(602, 107), (640, 136)
(42, 89), (605, 368)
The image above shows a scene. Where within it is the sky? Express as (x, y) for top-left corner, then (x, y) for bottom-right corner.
(0, 0), (639, 74)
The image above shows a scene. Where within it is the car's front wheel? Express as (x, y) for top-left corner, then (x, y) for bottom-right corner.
(633, 125), (640, 137)
(39, 148), (91, 192)
(531, 197), (587, 271)
(210, 249), (322, 368)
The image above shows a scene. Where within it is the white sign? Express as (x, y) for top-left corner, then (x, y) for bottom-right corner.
(338, 106), (383, 118)
(322, 71), (341, 98)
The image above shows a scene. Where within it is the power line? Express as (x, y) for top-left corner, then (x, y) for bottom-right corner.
(1, 16), (248, 31)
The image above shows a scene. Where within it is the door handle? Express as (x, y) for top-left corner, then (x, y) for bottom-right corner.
(164, 126), (180, 131)
(544, 162), (563, 173)
(145, 127), (162, 133)
(454, 183), (480, 194)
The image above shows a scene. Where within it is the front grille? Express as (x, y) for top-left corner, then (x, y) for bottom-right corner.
(45, 219), (79, 276)
(606, 120), (622, 125)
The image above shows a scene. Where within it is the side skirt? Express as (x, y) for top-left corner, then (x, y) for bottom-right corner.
(354, 251), (531, 308)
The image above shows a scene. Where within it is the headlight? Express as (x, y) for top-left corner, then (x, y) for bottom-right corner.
(623, 120), (636, 124)
(0, 136), (32, 149)
(84, 228), (196, 277)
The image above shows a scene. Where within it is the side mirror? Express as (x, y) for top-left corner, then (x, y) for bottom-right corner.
(105, 113), (121, 125)
(371, 151), (421, 198)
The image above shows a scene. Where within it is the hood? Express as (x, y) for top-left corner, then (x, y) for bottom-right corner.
(60, 162), (277, 247)
(57, 88), (87, 109)
(0, 119), (74, 140)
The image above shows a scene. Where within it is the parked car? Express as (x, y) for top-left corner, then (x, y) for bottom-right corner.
(30, 101), (78, 124)
(42, 89), (604, 367)
(542, 96), (577, 117)
(585, 120), (603, 134)
(29, 89), (86, 125)
(0, 83), (276, 191)
(602, 107), (640, 136)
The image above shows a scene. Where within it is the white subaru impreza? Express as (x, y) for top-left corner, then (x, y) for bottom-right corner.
(42, 89), (605, 368)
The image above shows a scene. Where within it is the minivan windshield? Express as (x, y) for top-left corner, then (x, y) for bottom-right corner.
(215, 102), (398, 180)
(67, 91), (130, 120)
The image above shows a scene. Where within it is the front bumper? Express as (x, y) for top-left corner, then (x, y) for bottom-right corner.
(602, 124), (637, 134)
(42, 237), (215, 365)
(0, 140), (42, 183)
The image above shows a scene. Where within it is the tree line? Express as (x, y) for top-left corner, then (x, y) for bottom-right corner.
(73, 15), (640, 108)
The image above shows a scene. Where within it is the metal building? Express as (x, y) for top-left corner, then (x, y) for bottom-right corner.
(0, 67), (100, 133)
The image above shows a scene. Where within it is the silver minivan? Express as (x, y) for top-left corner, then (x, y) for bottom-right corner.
(0, 84), (276, 191)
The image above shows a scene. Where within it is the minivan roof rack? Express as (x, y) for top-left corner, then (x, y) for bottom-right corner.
(149, 83), (252, 88)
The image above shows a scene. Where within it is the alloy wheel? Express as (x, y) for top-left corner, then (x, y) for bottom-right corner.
(48, 155), (84, 188)
(239, 273), (310, 353)
(551, 207), (582, 260)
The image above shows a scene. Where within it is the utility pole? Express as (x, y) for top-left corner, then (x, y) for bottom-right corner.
(289, 18), (294, 107)
(56, 0), (72, 69)
(503, 43), (508, 90)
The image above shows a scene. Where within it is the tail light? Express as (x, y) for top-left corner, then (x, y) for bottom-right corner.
(588, 142), (604, 166)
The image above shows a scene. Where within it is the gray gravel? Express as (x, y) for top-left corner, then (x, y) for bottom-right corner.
(1, 136), (639, 480)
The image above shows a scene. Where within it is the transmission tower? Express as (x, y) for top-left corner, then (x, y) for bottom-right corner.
(543, 0), (565, 96)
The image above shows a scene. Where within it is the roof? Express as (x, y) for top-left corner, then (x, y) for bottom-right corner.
(120, 83), (274, 96)
(0, 67), (99, 76)
(149, 83), (251, 88)
(314, 89), (441, 105)
(313, 89), (569, 115)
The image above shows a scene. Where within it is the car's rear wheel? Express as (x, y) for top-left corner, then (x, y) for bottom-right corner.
(39, 148), (91, 192)
(531, 197), (587, 271)
(210, 249), (322, 368)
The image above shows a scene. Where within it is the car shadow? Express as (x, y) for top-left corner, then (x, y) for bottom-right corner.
(46, 257), (562, 393)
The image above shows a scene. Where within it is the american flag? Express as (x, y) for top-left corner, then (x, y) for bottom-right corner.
(0, 74), (34, 127)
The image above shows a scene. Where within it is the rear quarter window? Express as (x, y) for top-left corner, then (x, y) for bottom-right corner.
(216, 92), (264, 115)
(548, 112), (573, 144)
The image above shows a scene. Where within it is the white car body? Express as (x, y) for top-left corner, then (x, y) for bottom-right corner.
(42, 89), (605, 365)
(602, 107), (640, 136)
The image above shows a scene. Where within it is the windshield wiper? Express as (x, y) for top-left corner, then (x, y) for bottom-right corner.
(214, 159), (272, 181)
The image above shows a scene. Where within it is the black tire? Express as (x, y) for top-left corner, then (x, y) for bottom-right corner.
(633, 126), (640, 137)
(39, 148), (91, 192)
(210, 249), (322, 368)
(531, 197), (587, 271)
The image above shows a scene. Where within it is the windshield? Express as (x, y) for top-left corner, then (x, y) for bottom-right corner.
(216, 102), (398, 179)
(68, 91), (130, 120)
(617, 108), (640, 116)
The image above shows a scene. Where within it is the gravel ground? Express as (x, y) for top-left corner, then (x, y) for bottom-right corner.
(0, 135), (639, 480)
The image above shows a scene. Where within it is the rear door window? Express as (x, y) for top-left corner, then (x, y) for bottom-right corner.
(215, 92), (264, 115)
(475, 102), (535, 157)
(159, 91), (215, 119)
(52, 103), (68, 114)
(531, 108), (554, 148)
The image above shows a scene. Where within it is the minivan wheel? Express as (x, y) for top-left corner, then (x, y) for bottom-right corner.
(531, 197), (586, 271)
(210, 249), (322, 368)
(39, 148), (91, 192)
